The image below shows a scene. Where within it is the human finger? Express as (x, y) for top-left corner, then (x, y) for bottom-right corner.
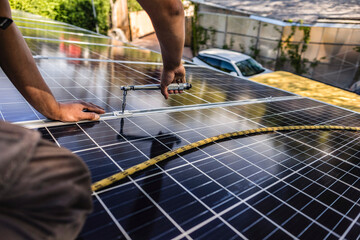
(161, 84), (169, 99)
(80, 102), (105, 114)
(78, 111), (101, 121)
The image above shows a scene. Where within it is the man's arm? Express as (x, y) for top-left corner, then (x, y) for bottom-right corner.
(137, 0), (186, 99)
(0, 0), (105, 122)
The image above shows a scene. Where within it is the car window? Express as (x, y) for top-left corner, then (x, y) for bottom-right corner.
(205, 57), (221, 69)
(197, 54), (207, 62)
(220, 61), (237, 73)
(235, 58), (265, 77)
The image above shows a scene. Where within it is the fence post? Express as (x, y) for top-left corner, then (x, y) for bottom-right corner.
(224, 15), (228, 48)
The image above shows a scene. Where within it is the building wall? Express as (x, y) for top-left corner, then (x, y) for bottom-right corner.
(129, 10), (154, 40)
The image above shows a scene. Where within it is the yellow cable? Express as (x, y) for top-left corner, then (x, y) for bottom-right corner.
(91, 125), (360, 192)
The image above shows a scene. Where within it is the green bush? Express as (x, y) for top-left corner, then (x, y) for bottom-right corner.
(9, 0), (110, 34)
(127, 0), (142, 12)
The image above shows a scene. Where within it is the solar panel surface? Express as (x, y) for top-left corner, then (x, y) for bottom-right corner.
(3, 10), (360, 240)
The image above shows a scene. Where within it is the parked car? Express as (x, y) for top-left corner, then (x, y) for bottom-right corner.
(192, 48), (272, 78)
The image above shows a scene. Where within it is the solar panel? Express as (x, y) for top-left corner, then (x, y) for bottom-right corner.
(4, 10), (360, 239)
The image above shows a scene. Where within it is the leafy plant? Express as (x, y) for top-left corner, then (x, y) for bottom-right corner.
(276, 22), (321, 75)
(9, 0), (110, 34)
(223, 36), (234, 50)
(249, 38), (260, 60)
(127, 0), (142, 12)
(191, 3), (210, 55)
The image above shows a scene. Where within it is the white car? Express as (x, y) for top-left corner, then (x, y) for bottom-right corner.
(192, 48), (272, 78)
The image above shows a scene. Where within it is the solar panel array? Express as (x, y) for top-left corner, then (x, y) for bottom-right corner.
(2, 10), (360, 239)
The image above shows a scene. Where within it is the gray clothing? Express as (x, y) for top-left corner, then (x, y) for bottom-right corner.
(0, 121), (92, 240)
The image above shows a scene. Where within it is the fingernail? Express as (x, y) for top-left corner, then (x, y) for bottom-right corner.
(94, 114), (100, 120)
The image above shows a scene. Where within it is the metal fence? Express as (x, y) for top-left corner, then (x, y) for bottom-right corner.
(197, 11), (360, 93)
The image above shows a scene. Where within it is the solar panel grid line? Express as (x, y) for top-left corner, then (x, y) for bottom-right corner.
(36, 61), (229, 116)
(42, 126), (61, 147)
(75, 123), (192, 239)
(324, 186), (360, 239)
(24, 36), (129, 48)
(116, 64), (236, 106)
(121, 63), (298, 100)
(116, 63), (249, 106)
(31, 57), (296, 111)
(15, 20), (87, 32)
(101, 133), (287, 194)
(245, 105), (325, 122)
(24, 97), (44, 120)
(124, 118), (299, 239)
(275, 130), (360, 181)
(320, 44), (357, 68)
(186, 66), (300, 98)
(73, 117), (268, 154)
(34, 56), (197, 68)
(222, 105), (360, 187)
(41, 29), (109, 40)
(14, 18), (75, 27)
(305, 96), (360, 115)
(93, 192), (131, 239)
(36, 62), (150, 101)
(238, 140), (360, 212)
(15, 96), (304, 130)
(341, 212), (360, 239)
(17, 25), (103, 38)
(34, 57), (163, 64)
(274, 131), (360, 188)
(23, 36), (163, 63)
(36, 65), (121, 113)
(79, 123), (296, 196)
(317, 66), (356, 79)
(13, 16), (69, 24)
(271, 150), (360, 232)
(176, 105), (360, 234)
(172, 172), (302, 240)
(102, 120), (250, 239)
(35, 99), (354, 184)
(251, 137), (360, 236)
(147, 110), (353, 238)
(37, 100), (360, 238)
(21, 30), (108, 44)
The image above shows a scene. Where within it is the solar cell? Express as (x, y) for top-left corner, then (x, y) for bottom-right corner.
(3, 10), (360, 240)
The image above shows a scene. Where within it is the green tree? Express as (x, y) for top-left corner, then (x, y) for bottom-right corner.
(9, 0), (110, 34)
(127, 0), (142, 12)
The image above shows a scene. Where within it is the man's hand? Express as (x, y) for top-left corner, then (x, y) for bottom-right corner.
(53, 101), (105, 122)
(160, 64), (186, 99)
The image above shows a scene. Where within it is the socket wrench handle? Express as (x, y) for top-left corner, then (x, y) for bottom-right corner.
(120, 83), (192, 91)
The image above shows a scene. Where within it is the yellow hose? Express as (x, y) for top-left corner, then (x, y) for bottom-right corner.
(91, 125), (360, 192)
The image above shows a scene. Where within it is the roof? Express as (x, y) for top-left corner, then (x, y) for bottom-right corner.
(199, 48), (251, 62)
(191, 0), (360, 24)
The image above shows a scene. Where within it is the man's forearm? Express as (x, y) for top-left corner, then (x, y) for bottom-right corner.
(0, 2), (60, 119)
(137, 0), (185, 70)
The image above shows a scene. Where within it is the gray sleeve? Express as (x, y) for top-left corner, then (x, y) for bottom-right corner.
(0, 121), (92, 240)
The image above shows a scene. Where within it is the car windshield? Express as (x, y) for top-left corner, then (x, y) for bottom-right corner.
(236, 58), (265, 77)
